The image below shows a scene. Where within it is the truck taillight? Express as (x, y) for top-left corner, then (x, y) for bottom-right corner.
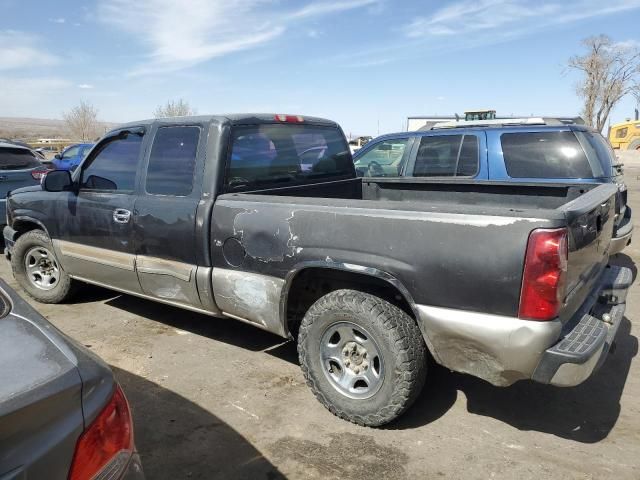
(274, 114), (304, 123)
(31, 169), (48, 181)
(69, 384), (133, 480)
(518, 228), (568, 321)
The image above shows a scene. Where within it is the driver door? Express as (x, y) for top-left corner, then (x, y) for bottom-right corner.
(54, 128), (146, 293)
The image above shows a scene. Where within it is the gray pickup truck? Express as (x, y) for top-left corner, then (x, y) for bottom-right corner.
(3, 114), (631, 426)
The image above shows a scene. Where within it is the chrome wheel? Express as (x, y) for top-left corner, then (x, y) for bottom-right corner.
(320, 321), (384, 399)
(24, 246), (60, 291)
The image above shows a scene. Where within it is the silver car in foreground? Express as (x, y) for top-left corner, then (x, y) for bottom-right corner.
(0, 279), (144, 479)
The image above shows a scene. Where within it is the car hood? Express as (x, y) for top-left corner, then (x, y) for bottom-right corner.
(8, 184), (42, 196)
(0, 280), (115, 477)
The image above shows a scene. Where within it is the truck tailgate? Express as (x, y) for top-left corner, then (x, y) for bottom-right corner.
(560, 183), (618, 321)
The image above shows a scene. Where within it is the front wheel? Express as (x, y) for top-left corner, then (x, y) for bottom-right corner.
(298, 289), (427, 427)
(11, 230), (77, 303)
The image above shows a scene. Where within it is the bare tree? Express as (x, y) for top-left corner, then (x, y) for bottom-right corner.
(568, 35), (640, 131)
(153, 98), (196, 118)
(63, 101), (100, 141)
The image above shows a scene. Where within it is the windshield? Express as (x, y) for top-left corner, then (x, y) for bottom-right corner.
(226, 124), (353, 191)
(0, 147), (41, 170)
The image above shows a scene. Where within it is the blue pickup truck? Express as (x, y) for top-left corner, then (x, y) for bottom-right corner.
(353, 119), (632, 254)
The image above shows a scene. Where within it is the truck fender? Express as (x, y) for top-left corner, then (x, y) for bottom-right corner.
(280, 260), (439, 359)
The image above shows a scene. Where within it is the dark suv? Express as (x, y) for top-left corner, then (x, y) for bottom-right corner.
(353, 120), (632, 254)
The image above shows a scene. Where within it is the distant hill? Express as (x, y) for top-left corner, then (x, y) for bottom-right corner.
(0, 117), (117, 141)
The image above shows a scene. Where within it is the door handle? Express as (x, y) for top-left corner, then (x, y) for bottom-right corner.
(113, 208), (132, 224)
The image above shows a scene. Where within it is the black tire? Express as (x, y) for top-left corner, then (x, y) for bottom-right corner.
(11, 230), (77, 303)
(298, 289), (427, 427)
(628, 139), (640, 151)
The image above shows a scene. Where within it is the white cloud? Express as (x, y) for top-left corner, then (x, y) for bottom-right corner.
(78, 83), (94, 89)
(613, 39), (640, 50)
(326, 0), (640, 68)
(98, 0), (380, 75)
(405, 0), (640, 38)
(0, 31), (60, 71)
(49, 17), (66, 24)
(288, 0), (378, 20)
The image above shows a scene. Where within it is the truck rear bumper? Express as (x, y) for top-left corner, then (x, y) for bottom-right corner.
(610, 207), (633, 255)
(531, 265), (631, 386)
(417, 265), (632, 387)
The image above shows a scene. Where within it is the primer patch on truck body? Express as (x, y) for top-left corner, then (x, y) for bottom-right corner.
(212, 268), (286, 336)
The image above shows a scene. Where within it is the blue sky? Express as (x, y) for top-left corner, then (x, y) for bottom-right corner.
(2, 0), (640, 136)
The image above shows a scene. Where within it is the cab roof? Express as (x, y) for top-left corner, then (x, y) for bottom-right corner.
(114, 113), (339, 131)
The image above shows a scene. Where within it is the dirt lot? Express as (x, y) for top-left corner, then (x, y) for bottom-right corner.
(2, 168), (640, 480)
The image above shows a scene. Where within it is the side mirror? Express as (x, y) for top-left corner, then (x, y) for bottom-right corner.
(43, 170), (73, 192)
(54, 153), (61, 160)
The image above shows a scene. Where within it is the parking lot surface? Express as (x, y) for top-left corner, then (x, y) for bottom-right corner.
(2, 167), (640, 480)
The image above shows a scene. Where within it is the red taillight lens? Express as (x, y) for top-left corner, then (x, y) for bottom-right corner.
(31, 169), (48, 181)
(274, 114), (304, 123)
(69, 384), (133, 480)
(518, 228), (568, 321)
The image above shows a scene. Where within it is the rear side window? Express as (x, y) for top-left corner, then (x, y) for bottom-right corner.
(146, 126), (200, 196)
(575, 131), (615, 177)
(413, 135), (478, 177)
(81, 132), (143, 191)
(0, 148), (40, 170)
(227, 124), (352, 191)
(501, 131), (595, 179)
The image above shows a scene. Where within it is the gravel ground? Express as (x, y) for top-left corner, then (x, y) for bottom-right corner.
(2, 165), (639, 479)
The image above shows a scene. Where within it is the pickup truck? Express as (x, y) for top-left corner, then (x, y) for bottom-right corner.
(353, 119), (633, 255)
(3, 114), (632, 426)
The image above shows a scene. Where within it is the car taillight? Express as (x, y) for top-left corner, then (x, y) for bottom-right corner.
(31, 169), (48, 181)
(69, 384), (133, 480)
(274, 114), (304, 123)
(518, 228), (568, 321)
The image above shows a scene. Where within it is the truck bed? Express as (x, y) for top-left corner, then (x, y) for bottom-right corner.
(213, 178), (617, 321)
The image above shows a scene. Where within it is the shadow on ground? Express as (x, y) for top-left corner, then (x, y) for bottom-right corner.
(113, 367), (286, 480)
(102, 292), (299, 364)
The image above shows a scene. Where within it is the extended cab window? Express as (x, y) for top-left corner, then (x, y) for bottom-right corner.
(502, 131), (596, 179)
(81, 132), (143, 191)
(355, 139), (410, 177)
(0, 147), (40, 170)
(413, 135), (478, 177)
(227, 124), (352, 191)
(146, 126), (200, 196)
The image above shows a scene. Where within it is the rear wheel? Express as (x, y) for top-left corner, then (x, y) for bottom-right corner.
(11, 230), (77, 303)
(298, 289), (427, 427)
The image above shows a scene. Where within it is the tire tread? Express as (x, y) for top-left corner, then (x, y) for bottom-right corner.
(297, 289), (426, 427)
